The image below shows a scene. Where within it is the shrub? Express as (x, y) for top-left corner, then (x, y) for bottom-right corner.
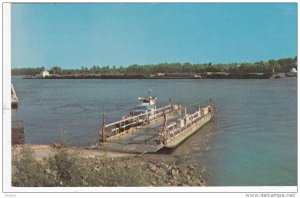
(12, 146), (56, 187)
(48, 149), (90, 186)
(12, 146), (202, 187)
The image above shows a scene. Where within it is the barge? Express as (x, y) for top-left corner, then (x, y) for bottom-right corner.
(98, 92), (214, 153)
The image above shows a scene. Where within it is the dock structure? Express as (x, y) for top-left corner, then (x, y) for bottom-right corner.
(11, 83), (24, 144)
(11, 83), (19, 109)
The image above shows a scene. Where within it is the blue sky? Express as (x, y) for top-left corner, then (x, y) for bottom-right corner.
(12, 3), (297, 69)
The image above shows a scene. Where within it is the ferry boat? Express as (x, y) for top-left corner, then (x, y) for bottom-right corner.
(285, 68), (297, 77)
(98, 91), (214, 152)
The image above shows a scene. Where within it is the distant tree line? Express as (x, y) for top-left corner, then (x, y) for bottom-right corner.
(12, 56), (297, 76)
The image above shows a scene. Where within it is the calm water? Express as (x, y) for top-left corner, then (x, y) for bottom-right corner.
(12, 77), (297, 186)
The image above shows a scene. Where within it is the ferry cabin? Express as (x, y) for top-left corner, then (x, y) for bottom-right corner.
(130, 103), (156, 116)
(130, 95), (157, 116)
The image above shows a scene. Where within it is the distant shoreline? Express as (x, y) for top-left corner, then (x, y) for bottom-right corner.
(17, 72), (294, 80)
(21, 75), (290, 80)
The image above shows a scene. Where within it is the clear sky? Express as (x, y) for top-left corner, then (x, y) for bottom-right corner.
(12, 3), (297, 69)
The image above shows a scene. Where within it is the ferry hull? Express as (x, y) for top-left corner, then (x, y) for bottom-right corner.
(285, 72), (297, 77)
(164, 112), (213, 149)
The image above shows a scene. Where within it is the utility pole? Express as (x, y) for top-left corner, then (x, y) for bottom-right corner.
(163, 110), (167, 128)
(101, 113), (105, 143)
(169, 98), (173, 114)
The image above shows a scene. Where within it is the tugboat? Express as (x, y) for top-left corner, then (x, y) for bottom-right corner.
(285, 68), (297, 77)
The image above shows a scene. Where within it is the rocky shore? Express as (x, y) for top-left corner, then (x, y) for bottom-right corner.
(12, 144), (206, 187)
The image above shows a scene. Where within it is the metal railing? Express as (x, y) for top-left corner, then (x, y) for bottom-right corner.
(100, 104), (173, 141)
(160, 105), (212, 143)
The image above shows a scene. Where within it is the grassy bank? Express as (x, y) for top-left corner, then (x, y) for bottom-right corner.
(12, 145), (206, 187)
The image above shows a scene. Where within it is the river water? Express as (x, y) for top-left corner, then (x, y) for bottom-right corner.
(12, 76), (297, 186)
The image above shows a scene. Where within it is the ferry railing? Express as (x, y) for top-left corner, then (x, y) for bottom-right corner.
(104, 104), (172, 128)
(101, 104), (173, 141)
(160, 106), (211, 143)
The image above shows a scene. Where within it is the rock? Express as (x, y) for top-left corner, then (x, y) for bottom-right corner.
(148, 163), (157, 172)
(158, 162), (169, 169)
(44, 168), (51, 174)
(188, 165), (195, 170)
(151, 180), (157, 186)
(124, 164), (130, 169)
(83, 180), (88, 186)
(187, 175), (191, 180)
(170, 167), (179, 177)
(200, 166), (206, 174)
(186, 169), (192, 175)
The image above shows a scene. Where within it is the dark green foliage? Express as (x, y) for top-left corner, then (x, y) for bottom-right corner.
(12, 56), (297, 76)
(12, 67), (45, 76)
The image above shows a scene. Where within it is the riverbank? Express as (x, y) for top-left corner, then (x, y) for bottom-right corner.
(12, 144), (207, 187)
